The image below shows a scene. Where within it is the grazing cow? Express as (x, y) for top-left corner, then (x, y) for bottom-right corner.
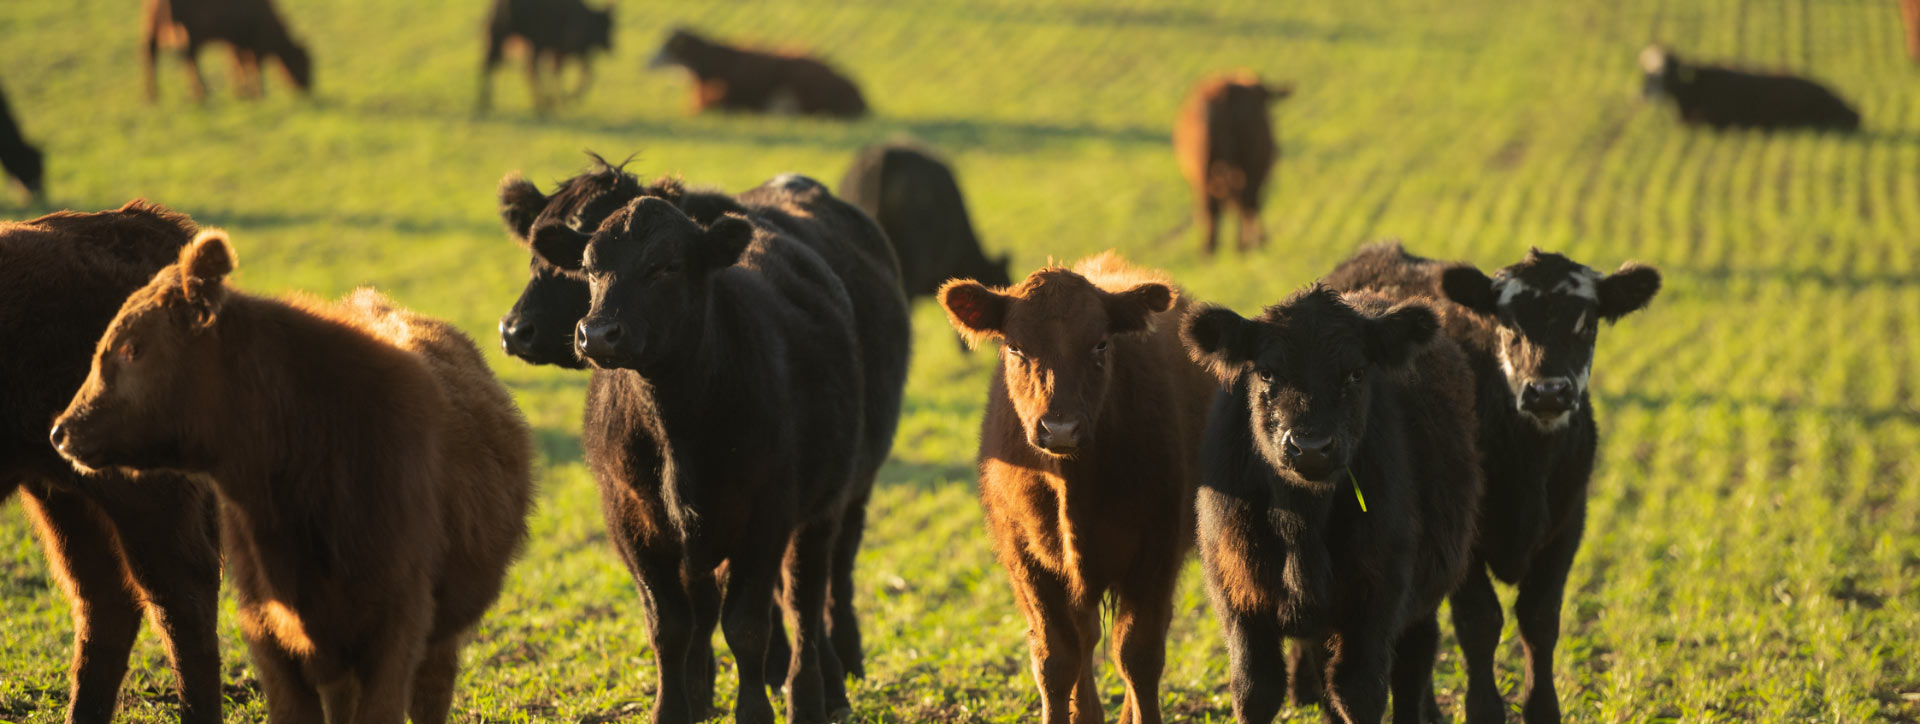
(1, 201), (221, 724)
(938, 254), (1216, 724)
(51, 233), (534, 724)
(650, 28), (868, 118)
(0, 84), (44, 199)
(1173, 72), (1291, 255)
(142, 0), (314, 102)
(478, 0), (613, 112)
(1182, 286), (1481, 724)
(839, 142), (1011, 301)
(1325, 241), (1661, 724)
(1639, 45), (1860, 132)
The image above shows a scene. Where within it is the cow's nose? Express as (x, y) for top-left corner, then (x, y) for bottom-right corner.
(1521, 378), (1576, 412)
(500, 316), (537, 355)
(1284, 432), (1335, 470)
(48, 422), (69, 453)
(1036, 416), (1084, 453)
(575, 317), (627, 361)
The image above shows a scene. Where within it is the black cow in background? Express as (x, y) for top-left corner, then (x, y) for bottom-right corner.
(0, 84), (44, 200)
(838, 142), (1011, 301)
(1639, 45), (1860, 132)
(479, 0), (613, 112)
(1325, 241), (1661, 724)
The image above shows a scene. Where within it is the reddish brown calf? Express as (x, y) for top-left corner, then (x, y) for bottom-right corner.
(1173, 71), (1291, 255)
(52, 233), (532, 724)
(939, 253), (1216, 724)
(650, 28), (868, 118)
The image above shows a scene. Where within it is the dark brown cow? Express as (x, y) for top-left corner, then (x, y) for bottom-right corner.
(650, 28), (868, 118)
(938, 253), (1216, 724)
(142, 0), (313, 102)
(1639, 45), (1859, 132)
(1906, 0), (1920, 64)
(838, 142), (1011, 301)
(1173, 71), (1291, 255)
(0, 83), (43, 199)
(1, 201), (220, 724)
(52, 233), (533, 724)
(478, 0), (613, 112)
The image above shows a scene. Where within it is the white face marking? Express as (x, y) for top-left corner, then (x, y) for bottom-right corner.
(1572, 311), (1589, 335)
(1551, 271), (1600, 302)
(1640, 46), (1666, 74)
(1496, 278), (1538, 308)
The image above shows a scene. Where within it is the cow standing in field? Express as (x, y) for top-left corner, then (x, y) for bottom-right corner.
(1, 201), (221, 724)
(1325, 241), (1661, 724)
(0, 84), (44, 199)
(938, 253), (1216, 724)
(839, 142), (1012, 301)
(650, 28), (869, 118)
(142, 0), (313, 102)
(51, 233), (534, 724)
(1174, 72), (1291, 255)
(1639, 45), (1860, 132)
(478, 0), (612, 112)
(1183, 286), (1482, 724)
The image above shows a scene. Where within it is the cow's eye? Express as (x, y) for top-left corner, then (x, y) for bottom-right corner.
(1345, 368), (1364, 386)
(1256, 369), (1274, 384)
(117, 342), (140, 363)
(1005, 343), (1025, 359)
(1093, 340), (1109, 355)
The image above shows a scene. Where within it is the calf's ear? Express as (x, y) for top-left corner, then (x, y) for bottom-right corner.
(1105, 283), (1175, 335)
(700, 214), (756, 270)
(1599, 263), (1661, 321)
(1182, 305), (1259, 383)
(1438, 264), (1497, 315)
(180, 230), (236, 325)
(1363, 303), (1439, 370)
(938, 279), (1010, 349)
(498, 173), (546, 242)
(529, 228), (587, 270)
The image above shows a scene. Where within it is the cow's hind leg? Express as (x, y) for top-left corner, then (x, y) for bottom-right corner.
(408, 635), (465, 724)
(1196, 194), (1221, 255)
(686, 570), (722, 719)
(1236, 200), (1264, 252)
(1450, 563), (1507, 724)
(781, 520), (848, 724)
(103, 474), (223, 724)
(827, 492), (869, 679)
(20, 487), (142, 724)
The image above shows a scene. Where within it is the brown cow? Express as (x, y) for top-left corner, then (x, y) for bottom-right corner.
(2, 201), (221, 724)
(938, 253), (1216, 724)
(1173, 71), (1291, 255)
(51, 233), (533, 724)
(1905, 0), (1920, 64)
(142, 0), (314, 102)
(649, 28), (868, 118)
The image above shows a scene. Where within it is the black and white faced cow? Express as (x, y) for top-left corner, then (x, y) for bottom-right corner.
(1325, 242), (1661, 724)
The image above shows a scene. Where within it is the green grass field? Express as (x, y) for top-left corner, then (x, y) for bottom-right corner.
(4, 0), (1919, 721)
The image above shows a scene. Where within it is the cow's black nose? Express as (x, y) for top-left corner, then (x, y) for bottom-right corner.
(575, 317), (626, 361)
(1285, 432), (1335, 471)
(500, 316), (537, 355)
(1036, 415), (1084, 453)
(49, 422), (68, 453)
(1522, 378), (1576, 413)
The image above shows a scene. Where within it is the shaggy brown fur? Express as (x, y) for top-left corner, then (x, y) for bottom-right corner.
(142, 0), (313, 102)
(1173, 71), (1291, 255)
(650, 28), (868, 118)
(1, 201), (221, 724)
(938, 253), (1217, 724)
(52, 233), (532, 724)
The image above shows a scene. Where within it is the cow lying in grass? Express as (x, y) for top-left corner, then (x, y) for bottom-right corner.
(1183, 286), (1482, 724)
(1326, 241), (1661, 724)
(1639, 45), (1859, 132)
(52, 233), (533, 724)
(650, 28), (868, 118)
(940, 253), (1216, 724)
(2, 201), (220, 724)
(142, 0), (313, 101)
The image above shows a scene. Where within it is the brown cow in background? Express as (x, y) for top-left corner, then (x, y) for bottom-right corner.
(478, 0), (613, 112)
(2, 201), (221, 724)
(1173, 71), (1290, 255)
(650, 28), (869, 118)
(142, 0), (313, 102)
(1903, 0), (1920, 64)
(938, 253), (1217, 724)
(52, 233), (534, 724)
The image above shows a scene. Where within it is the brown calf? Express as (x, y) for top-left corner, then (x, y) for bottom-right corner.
(1904, 0), (1920, 64)
(1173, 71), (1291, 255)
(650, 28), (868, 118)
(142, 0), (314, 102)
(52, 233), (533, 724)
(2, 201), (221, 724)
(939, 253), (1216, 724)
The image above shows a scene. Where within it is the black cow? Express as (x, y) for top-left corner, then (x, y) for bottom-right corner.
(1183, 286), (1482, 724)
(838, 143), (1011, 301)
(479, 0), (613, 112)
(0, 84), (44, 199)
(1325, 241), (1660, 724)
(495, 159), (908, 722)
(1640, 45), (1860, 132)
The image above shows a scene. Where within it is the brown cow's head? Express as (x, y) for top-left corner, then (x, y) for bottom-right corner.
(939, 266), (1173, 457)
(1438, 249), (1660, 430)
(51, 231), (237, 474)
(574, 196), (756, 371)
(1184, 287), (1438, 483)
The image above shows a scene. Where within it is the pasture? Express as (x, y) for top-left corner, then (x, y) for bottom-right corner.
(3, 0), (1918, 721)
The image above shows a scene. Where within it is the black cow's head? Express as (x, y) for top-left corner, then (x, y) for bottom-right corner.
(649, 28), (706, 69)
(279, 41), (314, 95)
(495, 157), (654, 368)
(1184, 286), (1439, 483)
(575, 196), (755, 371)
(1439, 249), (1660, 430)
(1639, 45), (1688, 99)
(587, 7), (613, 52)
